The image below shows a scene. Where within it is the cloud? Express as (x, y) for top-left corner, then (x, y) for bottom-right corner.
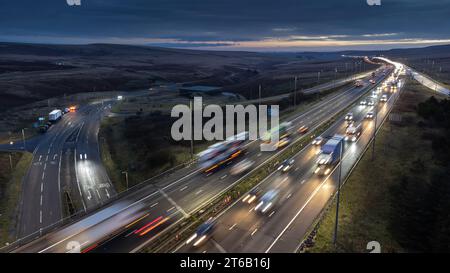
(1, 0), (449, 51)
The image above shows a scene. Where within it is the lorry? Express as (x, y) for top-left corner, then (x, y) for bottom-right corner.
(345, 123), (362, 142)
(49, 109), (62, 122)
(198, 131), (248, 173)
(314, 134), (345, 176)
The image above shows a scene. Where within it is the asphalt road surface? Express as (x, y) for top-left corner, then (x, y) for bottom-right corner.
(8, 65), (394, 253)
(13, 101), (116, 241)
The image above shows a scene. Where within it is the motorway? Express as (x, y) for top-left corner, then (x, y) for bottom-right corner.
(5, 101), (116, 241)
(177, 66), (404, 253)
(9, 64), (391, 253)
(374, 57), (450, 96)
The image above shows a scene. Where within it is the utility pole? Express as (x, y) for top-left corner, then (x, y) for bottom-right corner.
(122, 171), (129, 190)
(333, 138), (344, 246)
(259, 84), (262, 106)
(9, 153), (13, 170)
(190, 100), (194, 159)
(294, 76), (297, 106)
(21, 128), (26, 151)
(334, 67), (337, 87)
(372, 103), (378, 161)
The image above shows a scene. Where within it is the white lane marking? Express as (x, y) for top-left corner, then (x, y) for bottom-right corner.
(265, 170), (331, 253)
(211, 239), (227, 253)
(159, 188), (189, 218)
(40, 195), (43, 206)
(96, 189), (101, 199)
(105, 188), (110, 199)
(286, 193), (292, 199)
(41, 183), (44, 193)
(195, 189), (203, 195)
(301, 179), (306, 184)
(45, 155), (49, 161)
(74, 147), (86, 212)
(150, 202), (158, 208)
(39, 211), (42, 224)
(43, 163), (47, 171)
(41, 172), (45, 180)
(269, 211), (275, 217)
(167, 206), (175, 212)
(229, 223), (237, 231)
(87, 190), (92, 200)
(220, 174), (227, 180)
(53, 154), (57, 160)
(251, 228), (258, 236)
(38, 155), (42, 162)
(179, 186), (188, 192)
(125, 230), (137, 238)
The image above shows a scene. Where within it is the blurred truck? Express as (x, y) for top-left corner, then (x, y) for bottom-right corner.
(49, 109), (62, 122)
(197, 131), (248, 173)
(314, 134), (345, 175)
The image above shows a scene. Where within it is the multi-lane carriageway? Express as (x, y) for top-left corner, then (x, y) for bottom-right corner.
(178, 66), (404, 253)
(12, 64), (395, 253)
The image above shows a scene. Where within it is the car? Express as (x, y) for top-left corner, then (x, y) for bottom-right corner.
(298, 126), (309, 134)
(312, 136), (324, 146)
(254, 189), (280, 214)
(380, 95), (388, 102)
(230, 159), (255, 175)
(278, 158), (295, 172)
(242, 188), (261, 204)
(275, 137), (290, 149)
(367, 100), (375, 106)
(369, 79), (376, 84)
(186, 218), (216, 247)
(360, 100), (367, 106)
(345, 112), (353, 121)
(365, 111), (374, 119)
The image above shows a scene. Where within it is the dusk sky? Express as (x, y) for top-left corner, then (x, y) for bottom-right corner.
(1, 0), (450, 51)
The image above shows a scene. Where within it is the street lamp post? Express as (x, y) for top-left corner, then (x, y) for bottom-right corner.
(9, 153), (13, 170)
(21, 128), (27, 150)
(372, 103), (378, 161)
(258, 84), (262, 106)
(333, 138), (344, 246)
(294, 76), (297, 106)
(189, 100), (194, 159)
(122, 171), (129, 190)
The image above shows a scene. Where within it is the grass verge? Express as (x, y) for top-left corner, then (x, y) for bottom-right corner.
(0, 151), (32, 246)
